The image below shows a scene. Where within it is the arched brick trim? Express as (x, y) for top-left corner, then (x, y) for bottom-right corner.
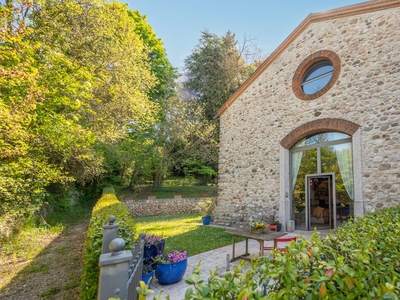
(280, 118), (360, 149)
(292, 50), (341, 100)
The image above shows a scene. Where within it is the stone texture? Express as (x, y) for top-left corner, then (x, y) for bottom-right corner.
(214, 6), (400, 227)
(123, 198), (215, 217)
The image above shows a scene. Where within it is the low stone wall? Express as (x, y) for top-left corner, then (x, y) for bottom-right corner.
(123, 198), (216, 216)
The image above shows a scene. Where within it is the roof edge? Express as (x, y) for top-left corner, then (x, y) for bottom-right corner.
(217, 0), (400, 117)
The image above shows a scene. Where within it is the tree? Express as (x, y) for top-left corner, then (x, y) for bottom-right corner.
(183, 30), (259, 121)
(178, 30), (261, 174)
(0, 0), (167, 237)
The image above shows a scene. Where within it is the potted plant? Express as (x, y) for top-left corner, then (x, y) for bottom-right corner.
(143, 234), (164, 266)
(153, 250), (188, 285)
(272, 219), (282, 232)
(195, 198), (216, 225)
(250, 221), (265, 234)
(141, 264), (155, 285)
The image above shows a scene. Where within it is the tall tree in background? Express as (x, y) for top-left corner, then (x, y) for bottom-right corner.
(181, 30), (260, 173)
(184, 30), (258, 121)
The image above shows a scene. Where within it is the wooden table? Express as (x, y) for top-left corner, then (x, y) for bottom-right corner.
(225, 228), (286, 261)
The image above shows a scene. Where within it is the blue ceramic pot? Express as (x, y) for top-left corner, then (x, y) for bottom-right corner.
(143, 240), (165, 265)
(202, 216), (211, 225)
(142, 270), (155, 285)
(155, 258), (187, 285)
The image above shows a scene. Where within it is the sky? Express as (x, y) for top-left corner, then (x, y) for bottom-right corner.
(125, 0), (366, 70)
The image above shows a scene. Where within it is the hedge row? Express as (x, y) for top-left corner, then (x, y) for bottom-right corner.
(80, 187), (136, 300)
(185, 205), (400, 299)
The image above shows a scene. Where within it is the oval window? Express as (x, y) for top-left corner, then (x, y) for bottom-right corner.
(301, 61), (333, 94)
(292, 50), (340, 100)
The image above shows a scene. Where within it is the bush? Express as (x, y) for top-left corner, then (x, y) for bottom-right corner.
(80, 187), (136, 300)
(184, 205), (400, 299)
(195, 198), (216, 216)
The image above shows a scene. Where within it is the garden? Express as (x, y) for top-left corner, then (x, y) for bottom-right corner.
(83, 187), (400, 299)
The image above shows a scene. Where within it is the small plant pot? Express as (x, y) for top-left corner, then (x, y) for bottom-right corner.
(250, 229), (263, 234)
(143, 240), (165, 266)
(155, 259), (187, 285)
(142, 270), (155, 285)
(276, 224), (282, 232)
(202, 216), (211, 225)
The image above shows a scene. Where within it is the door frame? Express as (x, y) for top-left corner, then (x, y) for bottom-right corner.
(305, 173), (337, 230)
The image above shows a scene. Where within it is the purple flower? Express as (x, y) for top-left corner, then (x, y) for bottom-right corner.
(144, 234), (163, 245)
(153, 250), (187, 263)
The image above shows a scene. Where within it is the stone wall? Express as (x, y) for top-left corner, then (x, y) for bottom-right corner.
(123, 198), (216, 217)
(214, 5), (400, 227)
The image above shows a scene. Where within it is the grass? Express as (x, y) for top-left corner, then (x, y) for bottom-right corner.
(118, 176), (218, 200)
(40, 286), (61, 297)
(134, 213), (241, 256)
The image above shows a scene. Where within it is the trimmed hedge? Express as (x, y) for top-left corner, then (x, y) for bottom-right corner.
(185, 205), (400, 299)
(80, 187), (136, 300)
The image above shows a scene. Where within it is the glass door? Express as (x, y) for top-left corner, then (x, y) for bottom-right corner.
(305, 173), (336, 230)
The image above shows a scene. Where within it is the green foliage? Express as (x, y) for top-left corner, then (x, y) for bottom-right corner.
(136, 280), (155, 298)
(184, 30), (245, 121)
(0, 0), (175, 238)
(184, 205), (400, 299)
(195, 198), (217, 216)
(80, 187), (136, 300)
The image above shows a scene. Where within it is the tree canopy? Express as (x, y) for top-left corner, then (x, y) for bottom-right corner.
(0, 0), (175, 237)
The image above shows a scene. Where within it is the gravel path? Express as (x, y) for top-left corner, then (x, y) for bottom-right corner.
(0, 220), (88, 300)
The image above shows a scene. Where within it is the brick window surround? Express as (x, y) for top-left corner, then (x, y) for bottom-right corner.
(292, 50), (341, 100)
(280, 118), (360, 149)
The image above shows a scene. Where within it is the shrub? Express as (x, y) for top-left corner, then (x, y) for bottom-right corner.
(195, 198), (216, 216)
(80, 187), (136, 300)
(184, 205), (400, 299)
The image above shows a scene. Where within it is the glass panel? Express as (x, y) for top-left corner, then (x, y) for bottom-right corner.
(302, 75), (332, 94)
(304, 64), (334, 81)
(293, 132), (350, 148)
(302, 61), (333, 95)
(292, 148), (317, 230)
(321, 143), (354, 226)
(308, 175), (332, 230)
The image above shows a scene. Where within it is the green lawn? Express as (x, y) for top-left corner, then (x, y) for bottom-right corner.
(134, 213), (238, 256)
(118, 176), (218, 200)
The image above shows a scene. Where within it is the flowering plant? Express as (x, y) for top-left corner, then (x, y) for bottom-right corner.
(144, 234), (163, 245)
(153, 250), (187, 263)
(251, 222), (265, 230)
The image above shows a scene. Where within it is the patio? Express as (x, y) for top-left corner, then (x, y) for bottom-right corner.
(149, 229), (325, 299)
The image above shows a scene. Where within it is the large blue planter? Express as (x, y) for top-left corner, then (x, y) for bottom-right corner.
(202, 216), (211, 225)
(155, 258), (188, 285)
(143, 240), (165, 266)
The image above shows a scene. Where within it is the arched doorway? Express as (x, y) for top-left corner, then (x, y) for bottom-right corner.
(280, 118), (362, 231)
(291, 132), (353, 230)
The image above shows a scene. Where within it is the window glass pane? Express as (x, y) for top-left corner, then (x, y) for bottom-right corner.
(321, 143), (354, 224)
(301, 61), (333, 95)
(291, 148), (317, 230)
(293, 132), (350, 148)
(302, 75), (332, 94)
(304, 64), (333, 81)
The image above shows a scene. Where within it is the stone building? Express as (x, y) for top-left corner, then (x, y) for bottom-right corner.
(213, 0), (400, 231)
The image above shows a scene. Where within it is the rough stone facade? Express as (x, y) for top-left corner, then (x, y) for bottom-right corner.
(213, 2), (400, 229)
(124, 198), (215, 217)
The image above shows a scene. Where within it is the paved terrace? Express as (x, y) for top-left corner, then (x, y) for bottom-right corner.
(150, 227), (331, 299)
